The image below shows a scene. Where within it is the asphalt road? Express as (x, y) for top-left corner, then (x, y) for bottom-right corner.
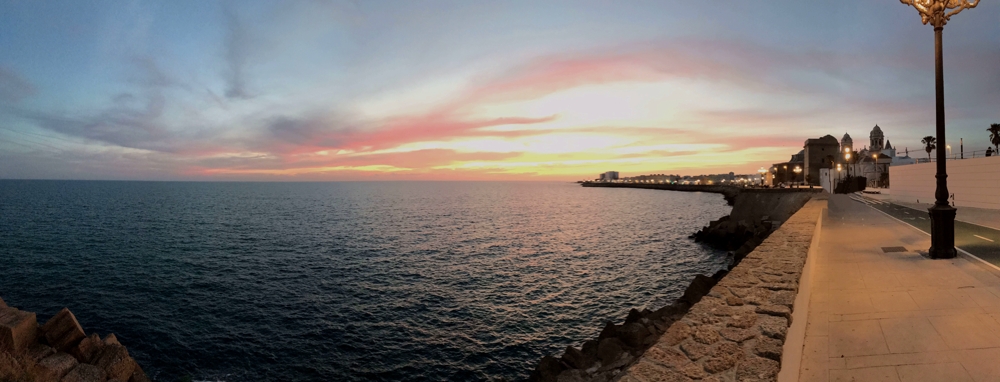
(853, 195), (1000, 269)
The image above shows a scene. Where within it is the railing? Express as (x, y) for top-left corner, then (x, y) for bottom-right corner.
(913, 149), (998, 162)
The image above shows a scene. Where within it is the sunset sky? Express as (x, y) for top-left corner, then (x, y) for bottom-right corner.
(0, 1), (997, 181)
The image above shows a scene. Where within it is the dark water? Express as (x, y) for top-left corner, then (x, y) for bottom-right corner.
(0, 180), (730, 381)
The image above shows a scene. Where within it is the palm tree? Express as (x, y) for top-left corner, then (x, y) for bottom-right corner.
(922, 136), (936, 160)
(989, 123), (1000, 152)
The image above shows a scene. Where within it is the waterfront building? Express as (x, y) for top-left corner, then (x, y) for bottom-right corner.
(848, 125), (916, 187)
(770, 150), (805, 186)
(598, 171), (619, 182)
(803, 135), (840, 186)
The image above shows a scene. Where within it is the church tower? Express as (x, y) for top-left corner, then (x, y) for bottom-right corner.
(841, 133), (853, 154)
(870, 125), (885, 152)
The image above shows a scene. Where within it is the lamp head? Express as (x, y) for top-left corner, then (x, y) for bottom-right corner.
(900, 0), (979, 28)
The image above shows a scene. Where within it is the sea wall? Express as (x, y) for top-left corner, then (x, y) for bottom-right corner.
(0, 297), (148, 382)
(528, 191), (822, 381)
(615, 199), (825, 382)
(580, 183), (742, 205)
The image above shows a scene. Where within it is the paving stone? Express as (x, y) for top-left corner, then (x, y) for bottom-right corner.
(735, 355), (780, 381)
(644, 345), (690, 369)
(755, 305), (791, 319)
(679, 340), (710, 361)
(719, 328), (756, 343)
(753, 336), (783, 361)
(626, 360), (692, 382)
(758, 315), (788, 340)
(659, 322), (691, 346)
(726, 310), (757, 329)
(690, 325), (720, 345)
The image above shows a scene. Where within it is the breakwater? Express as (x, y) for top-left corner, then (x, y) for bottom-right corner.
(528, 187), (822, 381)
(580, 183), (742, 205)
(0, 297), (148, 382)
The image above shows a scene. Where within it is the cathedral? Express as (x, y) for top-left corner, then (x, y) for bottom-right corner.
(842, 125), (915, 188)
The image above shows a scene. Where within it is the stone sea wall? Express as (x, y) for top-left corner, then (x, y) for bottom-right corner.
(0, 298), (148, 382)
(616, 199), (825, 382)
(528, 195), (825, 382)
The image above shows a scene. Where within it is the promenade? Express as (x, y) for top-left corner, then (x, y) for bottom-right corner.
(798, 194), (1000, 382)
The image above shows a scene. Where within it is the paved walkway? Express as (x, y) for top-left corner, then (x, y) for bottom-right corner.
(860, 192), (1000, 230)
(799, 194), (1000, 382)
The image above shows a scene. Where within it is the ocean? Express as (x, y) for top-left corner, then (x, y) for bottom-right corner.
(0, 180), (731, 381)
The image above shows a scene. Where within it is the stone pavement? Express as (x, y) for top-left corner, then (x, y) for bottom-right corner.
(798, 194), (1000, 382)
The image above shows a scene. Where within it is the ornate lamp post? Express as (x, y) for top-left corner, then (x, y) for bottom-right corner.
(758, 167), (767, 187)
(900, 0), (978, 259)
(793, 166), (802, 188)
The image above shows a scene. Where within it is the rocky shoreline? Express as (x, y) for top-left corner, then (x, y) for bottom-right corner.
(0, 297), (147, 382)
(527, 190), (817, 382)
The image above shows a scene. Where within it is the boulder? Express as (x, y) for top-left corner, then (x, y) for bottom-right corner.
(61, 363), (106, 382)
(680, 275), (717, 306)
(0, 297), (6, 309)
(561, 346), (592, 370)
(0, 307), (38, 353)
(596, 338), (626, 364)
(70, 333), (102, 363)
(32, 352), (78, 381)
(42, 308), (86, 352)
(129, 365), (151, 382)
(28, 343), (56, 361)
(528, 355), (567, 382)
(617, 323), (651, 348)
(91, 344), (137, 382)
(103, 333), (120, 346)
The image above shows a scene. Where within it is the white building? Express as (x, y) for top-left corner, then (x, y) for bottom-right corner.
(599, 171), (619, 182)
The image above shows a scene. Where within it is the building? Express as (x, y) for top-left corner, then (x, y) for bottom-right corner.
(803, 135), (840, 186)
(846, 125), (916, 187)
(599, 171), (619, 182)
(770, 150), (805, 186)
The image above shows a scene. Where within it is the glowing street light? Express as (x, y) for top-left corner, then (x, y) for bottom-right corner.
(793, 166), (802, 188)
(758, 167), (767, 187)
(900, 0), (977, 259)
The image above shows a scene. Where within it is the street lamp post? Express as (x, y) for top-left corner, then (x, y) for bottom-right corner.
(873, 154), (879, 188)
(758, 167), (767, 187)
(793, 166), (802, 188)
(900, 0), (977, 259)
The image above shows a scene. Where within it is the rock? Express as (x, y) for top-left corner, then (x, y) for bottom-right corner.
(32, 352), (78, 381)
(562, 346), (592, 370)
(556, 369), (588, 382)
(680, 275), (717, 306)
(0, 297), (6, 309)
(70, 333), (102, 363)
(42, 308), (86, 352)
(625, 308), (644, 324)
(129, 364), (151, 382)
(597, 338), (626, 364)
(725, 296), (745, 306)
(529, 355), (567, 382)
(677, 362), (707, 380)
(104, 333), (120, 346)
(28, 343), (56, 361)
(618, 323), (651, 348)
(735, 355), (780, 381)
(754, 336), (783, 361)
(581, 340), (599, 359)
(598, 322), (618, 341)
(61, 363), (106, 382)
(644, 345), (690, 369)
(0, 307), (38, 353)
(91, 344), (136, 382)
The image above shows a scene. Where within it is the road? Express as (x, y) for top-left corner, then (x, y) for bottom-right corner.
(852, 194), (1000, 269)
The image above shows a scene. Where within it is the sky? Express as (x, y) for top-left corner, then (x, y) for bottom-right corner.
(0, 1), (997, 181)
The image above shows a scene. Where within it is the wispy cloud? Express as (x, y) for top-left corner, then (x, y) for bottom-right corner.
(0, 67), (35, 103)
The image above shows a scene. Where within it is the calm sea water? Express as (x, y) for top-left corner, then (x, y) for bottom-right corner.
(0, 181), (730, 381)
